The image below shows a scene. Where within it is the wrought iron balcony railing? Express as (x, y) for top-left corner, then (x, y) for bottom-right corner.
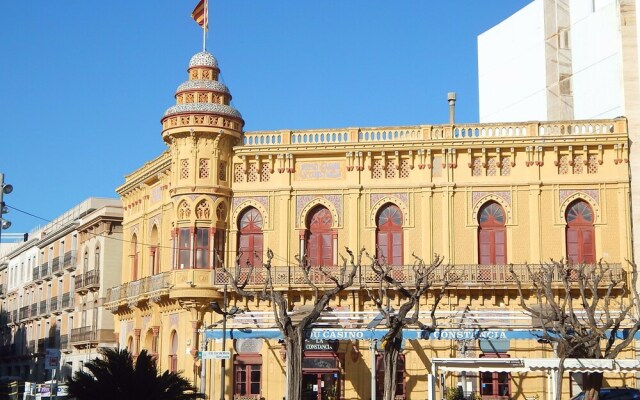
(63, 250), (77, 271)
(105, 263), (625, 310)
(61, 292), (74, 310)
(71, 326), (97, 343)
(52, 257), (62, 275)
(76, 269), (100, 293)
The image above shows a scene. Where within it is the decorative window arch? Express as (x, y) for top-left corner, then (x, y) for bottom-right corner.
(131, 234), (138, 280)
(178, 201), (191, 220)
(306, 206), (334, 267)
(83, 250), (89, 272)
(169, 330), (178, 373)
(478, 201), (506, 265)
(565, 200), (595, 264)
(237, 207), (263, 268)
(376, 203), (403, 265)
(195, 200), (211, 219)
(94, 246), (100, 272)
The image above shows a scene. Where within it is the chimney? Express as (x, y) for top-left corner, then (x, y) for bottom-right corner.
(448, 92), (456, 124)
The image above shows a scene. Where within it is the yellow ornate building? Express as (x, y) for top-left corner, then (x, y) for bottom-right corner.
(105, 49), (634, 400)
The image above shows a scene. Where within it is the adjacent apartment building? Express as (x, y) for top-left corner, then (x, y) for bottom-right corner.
(104, 47), (634, 400)
(0, 198), (123, 382)
(477, 0), (640, 263)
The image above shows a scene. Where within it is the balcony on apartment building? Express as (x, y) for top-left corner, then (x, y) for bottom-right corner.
(0, 284), (5, 299)
(51, 257), (63, 276)
(50, 295), (61, 315)
(41, 262), (52, 281)
(70, 326), (112, 348)
(59, 334), (71, 353)
(75, 269), (100, 295)
(63, 250), (76, 272)
(19, 305), (30, 321)
(27, 340), (35, 354)
(30, 303), (38, 320)
(33, 265), (42, 283)
(61, 292), (74, 311)
(105, 263), (625, 311)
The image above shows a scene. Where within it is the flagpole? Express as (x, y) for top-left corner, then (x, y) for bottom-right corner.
(202, 0), (208, 51)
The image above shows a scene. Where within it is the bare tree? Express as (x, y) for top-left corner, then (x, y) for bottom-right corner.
(219, 247), (362, 400)
(509, 261), (640, 400)
(364, 252), (455, 400)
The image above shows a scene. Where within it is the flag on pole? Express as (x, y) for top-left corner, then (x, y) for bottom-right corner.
(192, 0), (208, 30)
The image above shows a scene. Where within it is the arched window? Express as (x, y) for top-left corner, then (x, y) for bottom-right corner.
(94, 246), (100, 272)
(238, 208), (263, 267)
(478, 202), (506, 264)
(566, 200), (595, 264)
(169, 331), (178, 373)
(131, 235), (138, 280)
(83, 250), (89, 272)
(376, 204), (403, 265)
(306, 206), (333, 267)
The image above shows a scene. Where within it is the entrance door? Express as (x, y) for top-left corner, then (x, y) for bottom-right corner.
(302, 372), (339, 400)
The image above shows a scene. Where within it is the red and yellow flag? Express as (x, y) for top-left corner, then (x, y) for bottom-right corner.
(192, 0), (208, 29)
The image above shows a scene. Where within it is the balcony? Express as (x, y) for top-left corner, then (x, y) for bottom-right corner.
(104, 263), (625, 311)
(9, 310), (17, 325)
(41, 263), (52, 281)
(71, 326), (96, 344)
(52, 257), (63, 276)
(61, 292), (74, 311)
(30, 303), (39, 320)
(60, 334), (71, 353)
(39, 300), (49, 317)
(0, 284), (5, 299)
(75, 269), (100, 294)
(19, 306), (30, 321)
(28, 340), (35, 354)
(105, 271), (173, 310)
(33, 265), (42, 283)
(50, 296), (61, 315)
(63, 250), (77, 272)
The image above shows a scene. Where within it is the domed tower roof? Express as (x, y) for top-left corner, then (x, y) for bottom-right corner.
(161, 50), (243, 142)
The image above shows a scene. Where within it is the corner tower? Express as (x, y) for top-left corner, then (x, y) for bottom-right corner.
(161, 51), (243, 201)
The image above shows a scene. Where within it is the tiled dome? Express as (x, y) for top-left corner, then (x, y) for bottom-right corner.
(189, 51), (218, 68)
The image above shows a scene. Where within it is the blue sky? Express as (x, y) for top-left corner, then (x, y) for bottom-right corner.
(0, 0), (532, 236)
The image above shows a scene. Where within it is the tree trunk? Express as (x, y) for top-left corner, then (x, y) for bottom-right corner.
(382, 333), (401, 400)
(582, 372), (603, 400)
(286, 328), (305, 400)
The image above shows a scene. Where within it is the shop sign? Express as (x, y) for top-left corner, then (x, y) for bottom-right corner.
(431, 329), (507, 340)
(304, 339), (338, 351)
(308, 329), (365, 340)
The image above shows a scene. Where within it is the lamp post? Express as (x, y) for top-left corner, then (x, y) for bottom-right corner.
(0, 173), (13, 247)
(210, 284), (239, 400)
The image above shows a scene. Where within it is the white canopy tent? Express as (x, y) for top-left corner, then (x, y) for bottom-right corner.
(430, 358), (640, 400)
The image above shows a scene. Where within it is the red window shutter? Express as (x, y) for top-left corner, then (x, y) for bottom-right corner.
(253, 234), (264, 266)
(566, 228), (580, 264)
(308, 233), (319, 266)
(494, 230), (506, 264)
(321, 234), (333, 266)
(581, 228), (595, 263)
(377, 232), (389, 262)
(392, 232), (403, 265)
(478, 229), (492, 264)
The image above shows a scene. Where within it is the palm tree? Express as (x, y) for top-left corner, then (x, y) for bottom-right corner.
(68, 347), (205, 400)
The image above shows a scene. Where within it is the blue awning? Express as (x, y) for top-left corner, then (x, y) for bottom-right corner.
(204, 328), (546, 341)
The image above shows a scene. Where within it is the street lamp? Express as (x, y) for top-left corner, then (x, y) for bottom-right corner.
(210, 284), (240, 400)
(0, 173), (13, 247)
